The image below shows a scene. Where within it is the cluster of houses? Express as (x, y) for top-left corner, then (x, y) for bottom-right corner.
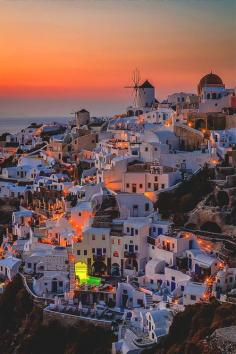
(0, 72), (236, 353)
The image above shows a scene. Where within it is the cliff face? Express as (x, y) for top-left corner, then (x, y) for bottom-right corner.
(144, 299), (236, 354)
(0, 275), (114, 354)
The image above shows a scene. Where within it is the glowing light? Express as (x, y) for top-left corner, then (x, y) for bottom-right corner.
(75, 261), (101, 286)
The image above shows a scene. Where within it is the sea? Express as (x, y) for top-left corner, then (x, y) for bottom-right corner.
(0, 116), (70, 135)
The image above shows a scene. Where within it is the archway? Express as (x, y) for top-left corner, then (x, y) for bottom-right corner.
(200, 222), (221, 233)
(195, 119), (206, 130)
(111, 263), (120, 276)
(124, 258), (138, 272)
(92, 261), (107, 275)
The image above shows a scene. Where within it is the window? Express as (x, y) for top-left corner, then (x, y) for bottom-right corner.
(59, 281), (63, 287)
(92, 234), (95, 240)
(84, 250), (87, 256)
(77, 250), (80, 255)
(150, 279), (153, 284)
(78, 212), (81, 216)
(145, 203), (149, 211)
(181, 286), (184, 291)
(112, 239), (115, 244)
(154, 176), (158, 182)
(171, 276), (175, 281)
(127, 227), (130, 233)
(145, 147), (148, 152)
(103, 248), (106, 254)
(161, 184), (165, 189)
(44, 282), (48, 286)
(139, 184), (143, 189)
(126, 183), (130, 188)
(27, 263), (32, 268)
(190, 295), (196, 301)
(118, 239), (121, 245)
(102, 234), (105, 240)
(135, 245), (138, 251)
(154, 183), (159, 191)
(92, 248), (95, 253)
(135, 229), (138, 235)
(148, 182), (151, 189)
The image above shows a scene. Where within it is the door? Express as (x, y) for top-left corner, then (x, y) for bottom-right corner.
(171, 281), (176, 292)
(52, 280), (58, 293)
(188, 257), (192, 270)
(129, 245), (134, 253)
(195, 263), (201, 275)
(132, 184), (137, 193)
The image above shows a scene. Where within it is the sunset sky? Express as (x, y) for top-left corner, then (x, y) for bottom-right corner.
(0, 0), (235, 117)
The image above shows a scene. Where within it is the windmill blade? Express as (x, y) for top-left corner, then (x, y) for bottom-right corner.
(133, 68), (141, 88)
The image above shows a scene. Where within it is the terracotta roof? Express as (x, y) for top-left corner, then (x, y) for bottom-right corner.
(198, 72), (224, 94)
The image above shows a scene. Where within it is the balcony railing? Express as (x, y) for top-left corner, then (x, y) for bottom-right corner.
(124, 251), (138, 258)
(93, 255), (106, 262)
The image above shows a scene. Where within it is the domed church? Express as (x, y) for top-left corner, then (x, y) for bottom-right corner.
(198, 72), (225, 102)
(197, 72), (235, 114)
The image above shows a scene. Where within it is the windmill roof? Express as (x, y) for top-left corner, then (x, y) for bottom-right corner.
(140, 80), (154, 89)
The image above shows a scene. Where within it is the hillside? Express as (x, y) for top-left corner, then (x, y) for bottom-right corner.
(0, 275), (114, 354)
(144, 299), (236, 354)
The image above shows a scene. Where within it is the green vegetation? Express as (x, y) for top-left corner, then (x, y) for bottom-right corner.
(0, 275), (114, 354)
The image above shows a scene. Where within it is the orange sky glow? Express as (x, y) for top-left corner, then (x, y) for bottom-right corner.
(0, 0), (235, 116)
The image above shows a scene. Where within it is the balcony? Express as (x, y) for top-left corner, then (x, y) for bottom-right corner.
(124, 251), (138, 258)
(93, 255), (106, 262)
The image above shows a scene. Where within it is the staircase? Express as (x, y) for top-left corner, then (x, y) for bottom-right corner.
(145, 293), (153, 308)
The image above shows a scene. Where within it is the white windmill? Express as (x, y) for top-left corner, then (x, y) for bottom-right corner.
(125, 69), (142, 109)
(125, 69), (155, 111)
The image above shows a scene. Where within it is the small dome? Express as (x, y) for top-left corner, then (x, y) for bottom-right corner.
(198, 72), (224, 95)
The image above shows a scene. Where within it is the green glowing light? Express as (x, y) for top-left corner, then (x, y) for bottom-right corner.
(75, 261), (101, 286)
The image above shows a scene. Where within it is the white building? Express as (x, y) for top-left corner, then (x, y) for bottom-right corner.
(183, 282), (207, 305)
(0, 257), (21, 281)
